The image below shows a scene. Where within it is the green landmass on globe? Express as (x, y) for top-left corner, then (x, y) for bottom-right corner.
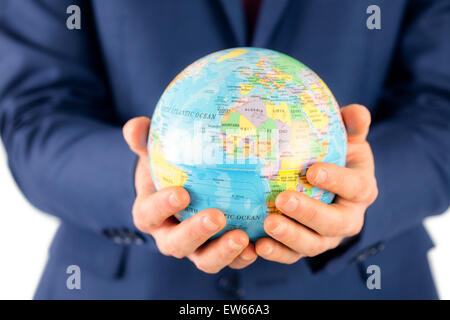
(148, 48), (347, 241)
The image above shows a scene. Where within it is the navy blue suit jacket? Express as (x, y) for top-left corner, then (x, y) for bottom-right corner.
(0, 0), (449, 299)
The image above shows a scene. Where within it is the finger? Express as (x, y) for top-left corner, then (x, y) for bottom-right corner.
(134, 156), (156, 196)
(188, 230), (249, 274)
(228, 243), (258, 269)
(123, 117), (151, 158)
(132, 186), (190, 233)
(345, 141), (375, 170)
(255, 237), (303, 264)
(154, 208), (226, 258)
(275, 191), (364, 237)
(341, 104), (371, 143)
(263, 214), (336, 257)
(306, 163), (377, 203)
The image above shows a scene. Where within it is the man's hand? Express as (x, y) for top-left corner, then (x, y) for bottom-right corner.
(123, 117), (257, 273)
(255, 104), (378, 263)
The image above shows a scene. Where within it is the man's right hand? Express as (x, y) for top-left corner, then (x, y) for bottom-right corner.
(123, 117), (258, 274)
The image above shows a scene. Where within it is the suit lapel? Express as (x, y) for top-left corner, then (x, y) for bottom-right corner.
(218, 0), (246, 46)
(253, 0), (290, 47)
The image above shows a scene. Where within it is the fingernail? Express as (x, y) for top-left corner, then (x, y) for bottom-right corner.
(262, 244), (273, 256)
(139, 131), (148, 148)
(280, 196), (298, 213)
(267, 221), (286, 235)
(314, 168), (327, 184)
(202, 216), (220, 232)
(347, 126), (356, 135)
(168, 192), (182, 208)
(229, 238), (244, 250)
(240, 253), (253, 261)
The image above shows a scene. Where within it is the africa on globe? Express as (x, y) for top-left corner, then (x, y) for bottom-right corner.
(148, 48), (347, 241)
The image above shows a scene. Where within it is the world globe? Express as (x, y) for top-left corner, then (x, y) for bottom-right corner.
(148, 48), (347, 241)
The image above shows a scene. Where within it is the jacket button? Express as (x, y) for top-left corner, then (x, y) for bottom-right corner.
(112, 236), (123, 244)
(102, 228), (113, 239)
(119, 228), (135, 244)
(367, 241), (385, 256)
(356, 252), (368, 262)
(102, 228), (146, 245)
(375, 241), (385, 252)
(355, 241), (386, 262)
(133, 232), (146, 245)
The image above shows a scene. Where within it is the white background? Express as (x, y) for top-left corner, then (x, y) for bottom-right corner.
(0, 144), (449, 300)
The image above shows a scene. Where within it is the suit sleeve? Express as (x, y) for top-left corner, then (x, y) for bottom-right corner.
(309, 0), (450, 273)
(0, 0), (150, 245)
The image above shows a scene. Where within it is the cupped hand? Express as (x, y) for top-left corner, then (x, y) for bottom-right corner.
(123, 117), (257, 273)
(255, 104), (378, 263)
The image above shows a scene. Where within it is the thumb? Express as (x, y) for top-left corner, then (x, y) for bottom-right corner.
(341, 104), (371, 143)
(123, 116), (151, 158)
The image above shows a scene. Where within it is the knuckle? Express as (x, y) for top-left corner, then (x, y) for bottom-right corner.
(228, 263), (240, 270)
(229, 262), (247, 270)
(185, 225), (198, 240)
(349, 175), (371, 202)
(195, 261), (219, 274)
(132, 199), (157, 232)
(156, 240), (171, 257)
(131, 199), (141, 217)
(327, 173), (338, 189)
(286, 255), (302, 265)
(345, 224), (358, 237)
(342, 209), (364, 236)
(367, 182), (379, 204)
(220, 239), (236, 259)
(132, 212), (150, 233)
(131, 200), (144, 220)
(351, 220), (364, 236)
(207, 267), (221, 274)
(132, 217), (146, 233)
(327, 217), (345, 237)
(163, 238), (185, 259)
(277, 223), (294, 244)
(354, 176), (370, 200)
(287, 226), (300, 245)
(360, 177), (378, 204)
(328, 240), (341, 251)
(307, 239), (326, 257)
(348, 215), (364, 236)
(301, 203), (319, 225)
(171, 251), (185, 259)
(363, 141), (373, 155)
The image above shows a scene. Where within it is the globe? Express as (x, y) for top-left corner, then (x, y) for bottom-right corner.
(148, 48), (347, 241)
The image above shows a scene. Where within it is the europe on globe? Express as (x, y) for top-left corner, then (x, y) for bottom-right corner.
(148, 48), (347, 241)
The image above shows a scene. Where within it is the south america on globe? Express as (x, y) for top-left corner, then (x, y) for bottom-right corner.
(148, 48), (347, 241)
